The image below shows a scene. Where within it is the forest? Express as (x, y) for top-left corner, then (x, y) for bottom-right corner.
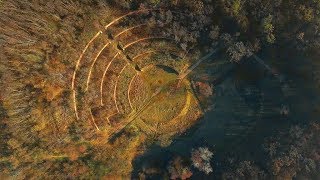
(0, 0), (319, 179)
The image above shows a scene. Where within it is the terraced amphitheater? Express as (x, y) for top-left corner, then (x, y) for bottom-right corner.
(0, 1), (223, 178)
(2, 0), (319, 179)
(70, 8), (210, 141)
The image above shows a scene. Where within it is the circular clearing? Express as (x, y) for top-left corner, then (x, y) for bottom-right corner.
(129, 65), (189, 126)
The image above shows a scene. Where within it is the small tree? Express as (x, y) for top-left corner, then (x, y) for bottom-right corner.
(191, 147), (214, 174)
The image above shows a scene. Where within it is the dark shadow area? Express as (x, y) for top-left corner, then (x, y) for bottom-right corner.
(131, 48), (319, 179)
(155, 65), (179, 75)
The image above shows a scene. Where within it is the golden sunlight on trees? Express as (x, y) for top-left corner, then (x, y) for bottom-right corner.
(261, 15), (275, 43)
(0, 0), (319, 179)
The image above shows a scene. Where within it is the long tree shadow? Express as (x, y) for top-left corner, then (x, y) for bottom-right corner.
(131, 53), (298, 179)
